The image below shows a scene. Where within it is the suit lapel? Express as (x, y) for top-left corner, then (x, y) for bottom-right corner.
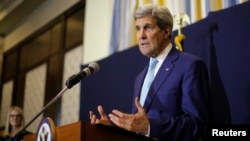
(143, 47), (179, 111)
(134, 66), (148, 97)
(132, 66), (148, 113)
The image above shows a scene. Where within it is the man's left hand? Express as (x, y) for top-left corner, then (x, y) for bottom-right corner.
(108, 97), (149, 134)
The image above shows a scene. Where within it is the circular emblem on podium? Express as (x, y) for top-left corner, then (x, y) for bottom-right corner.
(36, 117), (56, 141)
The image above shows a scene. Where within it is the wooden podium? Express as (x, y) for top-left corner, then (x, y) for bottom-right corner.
(23, 121), (155, 141)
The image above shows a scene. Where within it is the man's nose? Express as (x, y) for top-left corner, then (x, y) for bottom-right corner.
(138, 30), (146, 39)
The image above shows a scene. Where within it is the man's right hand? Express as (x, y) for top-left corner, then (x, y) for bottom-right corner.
(89, 105), (111, 126)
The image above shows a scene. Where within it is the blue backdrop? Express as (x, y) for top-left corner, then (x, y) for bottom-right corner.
(80, 1), (250, 125)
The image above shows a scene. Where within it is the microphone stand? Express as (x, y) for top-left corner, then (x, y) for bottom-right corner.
(9, 62), (99, 141)
(10, 86), (69, 141)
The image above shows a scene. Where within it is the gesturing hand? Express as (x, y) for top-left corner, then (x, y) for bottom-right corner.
(108, 97), (150, 134)
(89, 105), (111, 126)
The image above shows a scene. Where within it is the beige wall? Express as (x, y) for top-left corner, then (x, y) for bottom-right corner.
(83, 0), (113, 64)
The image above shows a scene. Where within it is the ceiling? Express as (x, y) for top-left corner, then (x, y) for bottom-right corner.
(0, 0), (45, 37)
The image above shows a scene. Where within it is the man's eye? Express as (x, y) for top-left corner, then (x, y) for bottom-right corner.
(145, 26), (153, 30)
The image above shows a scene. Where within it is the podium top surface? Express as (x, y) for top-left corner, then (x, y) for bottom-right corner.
(24, 121), (155, 141)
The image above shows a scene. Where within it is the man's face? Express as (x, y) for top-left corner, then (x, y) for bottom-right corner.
(135, 15), (168, 57)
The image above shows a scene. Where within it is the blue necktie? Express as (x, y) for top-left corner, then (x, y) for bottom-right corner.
(140, 58), (158, 106)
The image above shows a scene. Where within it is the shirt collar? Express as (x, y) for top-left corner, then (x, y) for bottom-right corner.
(150, 43), (173, 76)
(151, 43), (172, 63)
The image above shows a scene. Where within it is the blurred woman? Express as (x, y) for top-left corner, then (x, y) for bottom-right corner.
(3, 106), (31, 141)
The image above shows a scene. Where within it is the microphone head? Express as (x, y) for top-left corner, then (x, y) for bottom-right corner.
(88, 62), (100, 73)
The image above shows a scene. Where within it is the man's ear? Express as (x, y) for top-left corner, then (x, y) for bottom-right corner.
(164, 28), (170, 38)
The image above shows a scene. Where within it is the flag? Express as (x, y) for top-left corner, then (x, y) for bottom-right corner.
(109, 0), (137, 55)
(109, 0), (121, 54)
(108, 0), (245, 54)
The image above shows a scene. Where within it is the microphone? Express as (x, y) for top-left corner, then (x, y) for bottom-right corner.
(11, 62), (99, 141)
(65, 62), (99, 89)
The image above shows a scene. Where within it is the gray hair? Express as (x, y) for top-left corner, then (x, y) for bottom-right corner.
(134, 4), (173, 39)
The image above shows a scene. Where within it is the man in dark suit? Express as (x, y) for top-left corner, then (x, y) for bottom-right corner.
(89, 3), (212, 141)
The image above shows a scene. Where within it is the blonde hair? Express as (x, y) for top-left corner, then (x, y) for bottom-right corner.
(4, 106), (25, 137)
